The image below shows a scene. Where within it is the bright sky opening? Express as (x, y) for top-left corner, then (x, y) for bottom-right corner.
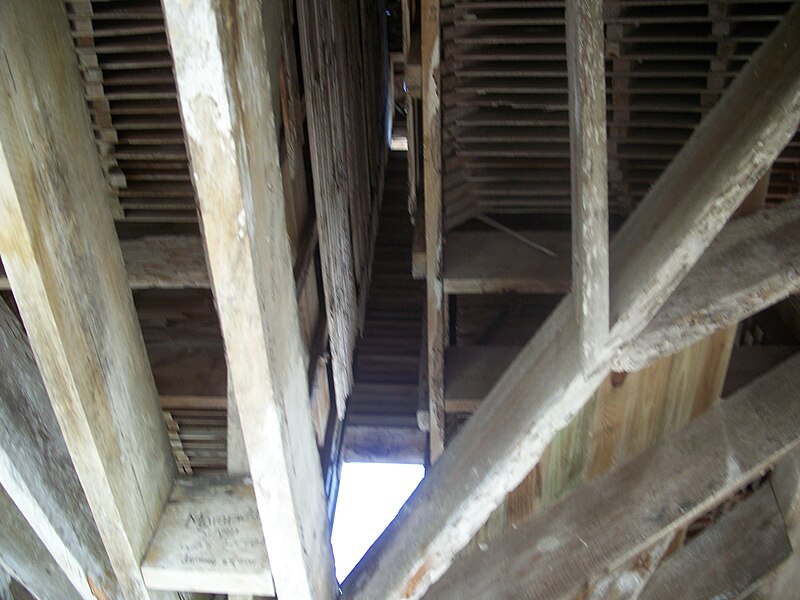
(331, 462), (425, 582)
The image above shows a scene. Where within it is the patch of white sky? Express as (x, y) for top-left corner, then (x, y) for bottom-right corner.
(331, 461), (425, 582)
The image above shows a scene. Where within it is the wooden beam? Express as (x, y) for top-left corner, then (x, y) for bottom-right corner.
(0, 235), (209, 291)
(0, 2), (177, 597)
(444, 202), (800, 412)
(141, 478), (271, 596)
(162, 2), (337, 599)
(751, 446), (800, 598)
(567, 0), (609, 367)
(443, 230), (571, 294)
(0, 302), (119, 599)
(342, 7), (800, 598)
(640, 486), (791, 600)
(426, 354), (800, 599)
(615, 200), (800, 371)
(0, 487), (84, 600)
(422, 0), (447, 461)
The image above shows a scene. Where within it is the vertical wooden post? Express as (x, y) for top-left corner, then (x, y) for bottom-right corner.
(162, 1), (337, 598)
(0, 2), (176, 597)
(422, 0), (447, 462)
(567, 0), (609, 367)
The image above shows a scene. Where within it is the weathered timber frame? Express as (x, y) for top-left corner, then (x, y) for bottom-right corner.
(0, 0), (798, 598)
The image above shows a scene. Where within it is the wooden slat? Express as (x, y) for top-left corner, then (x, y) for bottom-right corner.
(162, 2), (337, 598)
(0, 2), (177, 597)
(141, 478), (272, 596)
(443, 231), (571, 294)
(342, 7), (800, 598)
(567, 0), (609, 366)
(423, 0), (447, 461)
(0, 302), (118, 599)
(640, 486), (791, 600)
(426, 354), (800, 599)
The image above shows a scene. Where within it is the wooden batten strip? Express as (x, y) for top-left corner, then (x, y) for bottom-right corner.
(162, 1), (337, 598)
(0, 2), (177, 597)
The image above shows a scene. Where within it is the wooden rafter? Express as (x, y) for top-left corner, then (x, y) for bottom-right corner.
(162, 1), (337, 598)
(426, 354), (800, 598)
(0, 2), (177, 597)
(422, 0), (447, 461)
(0, 302), (119, 599)
(343, 6), (800, 598)
(639, 486), (791, 600)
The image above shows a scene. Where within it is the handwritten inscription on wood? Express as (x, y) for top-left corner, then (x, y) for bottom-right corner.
(141, 477), (274, 595)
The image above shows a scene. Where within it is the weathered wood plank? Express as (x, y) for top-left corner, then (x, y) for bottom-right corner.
(0, 302), (119, 599)
(141, 478), (272, 596)
(423, 0), (447, 461)
(162, 2), (336, 598)
(750, 446), (800, 599)
(426, 354), (800, 599)
(0, 488), (83, 600)
(615, 200), (800, 371)
(0, 235), (209, 291)
(0, 2), (176, 597)
(567, 0), (609, 367)
(443, 231), (571, 294)
(296, 0), (359, 414)
(640, 486), (791, 600)
(342, 7), (800, 598)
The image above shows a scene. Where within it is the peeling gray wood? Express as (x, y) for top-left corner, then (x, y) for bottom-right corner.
(0, 1), (176, 597)
(141, 477), (272, 596)
(0, 302), (119, 599)
(342, 7), (800, 598)
(640, 486), (791, 600)
(426, 354), (800, 599)
(567, 0), (609, 368)
(162, 2), (336, 598)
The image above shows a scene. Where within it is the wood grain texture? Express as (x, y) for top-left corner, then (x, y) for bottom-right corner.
(423, 0), (447, 461)
(0, 302), (119, 599)
(1, 235), (210, 291)
(616, 200), (800, 371)
(342, 9), (800, 597)
(162, 2), (336, 598)
(141, 477), (272, 596)
(427, 353), (800, 599)
(443, 231), (571, 294)
(0, 2), (176, 597)
(640, 486), (791, 600)
(296, 0), (361, 414)
(567, 0), (609, 367)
